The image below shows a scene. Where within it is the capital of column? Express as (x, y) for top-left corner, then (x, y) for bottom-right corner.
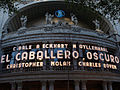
(48, 80), (55, 83)
(41, 80), (47, 85)
(74, 80), (80, 85)
(108, 81), (112, 85)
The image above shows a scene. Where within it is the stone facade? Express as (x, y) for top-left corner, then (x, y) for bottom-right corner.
(0, 1), (120, 90)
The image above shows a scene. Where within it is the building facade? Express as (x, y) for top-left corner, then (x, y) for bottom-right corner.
(0, 1), (120, 90)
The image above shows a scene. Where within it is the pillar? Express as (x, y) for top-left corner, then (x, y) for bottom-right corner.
(108, 82), (112, 90)
(73, 59), (77, 70)
(81, 80), (87, 90)
(49, 80), (54, 90)
(43, 58), (46, 70)
(42, 80), (47, 90)
(73, 46), (77, 70)
(17, 81), (22, 90)
(74, 80), (79, 90)
(103, 81), (107, 90)
(10, 82), (16, 90)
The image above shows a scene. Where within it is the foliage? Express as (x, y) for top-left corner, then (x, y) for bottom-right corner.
(0, 0), (18, 14)
(0, 0), (120, 23)
(0, 0), (28, 15)
(66, 0), (120, 24)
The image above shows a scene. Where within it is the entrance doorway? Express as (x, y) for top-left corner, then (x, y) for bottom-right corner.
(23, 81), (42, 90)
(55, 80), (74, 90)
(86, 80), (102, 90)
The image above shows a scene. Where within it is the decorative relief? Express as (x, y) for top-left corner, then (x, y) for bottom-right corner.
(20, 15), (27, 28)
(17, 29), (26, 34)
(96, 32), (104, 36)
(43, 11), (81, 32)
(45, 12), (54, 24)
(2, 25), (9, 37)
(44, 26), (53, 31)
(71, 13), (78, 26)
(45, 12), (78, 26)
(93, 19), (104, 34)
(18, 15), (27, 34)
(43, 25), (81, 33)
(71, 26), (81, 32)
(2, 30), (8, 37)
(93, 19), (100, 30)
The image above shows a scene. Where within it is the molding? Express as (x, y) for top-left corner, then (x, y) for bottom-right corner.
(0, 71), (120, 83)
(1, 26), (116, 49)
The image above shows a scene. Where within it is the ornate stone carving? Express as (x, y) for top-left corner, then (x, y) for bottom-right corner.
(93, 19), (100, 30)
(45, 12), (54, 24)
(17, 29), (26, 34)
(71, 26), (81, 32)
(2, 26), (9, 36)
(43, 24), (81, 33)
(71, 13), (78, 26)
(2, 30), (8, 36)
(44, 26), (53, 31)
(93, 19), (104, 33)
(56, 20), (63, 26)
(18, 15), (27, 34)
(97, 32), (104, 36)
(20, 15), (27, 28)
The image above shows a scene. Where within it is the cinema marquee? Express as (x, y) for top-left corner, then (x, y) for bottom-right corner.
(0, 1), (120, 90)
(1, 43), (119, 70)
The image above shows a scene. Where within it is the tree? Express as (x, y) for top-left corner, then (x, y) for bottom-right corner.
(65, 0), (120, 25)
(0, 0), (29, 15)
(0, 0), (120, 19)
(0, 0), (17, 14)
(0, 0), (120, 24)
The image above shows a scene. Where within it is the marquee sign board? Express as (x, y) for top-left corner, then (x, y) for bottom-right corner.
(1, 43), (119, 71)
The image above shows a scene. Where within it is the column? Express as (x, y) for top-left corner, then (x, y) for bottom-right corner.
(42, 80), (47, 90)
(74, 80), (79, 90)
(10, 82), (16, 90)
(81, 80), (87, 90)
(49, 80), (54, 90)
(73, 46), (77, 70)
(43, 59), (46, 70)
(108, 82), (112, 90)
(103, 81), (107, 90)
(73, 59), (77, 70)
(17, 81), (22, 90)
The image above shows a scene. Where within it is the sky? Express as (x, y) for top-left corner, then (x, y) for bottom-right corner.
(0, 0), (120, 40)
